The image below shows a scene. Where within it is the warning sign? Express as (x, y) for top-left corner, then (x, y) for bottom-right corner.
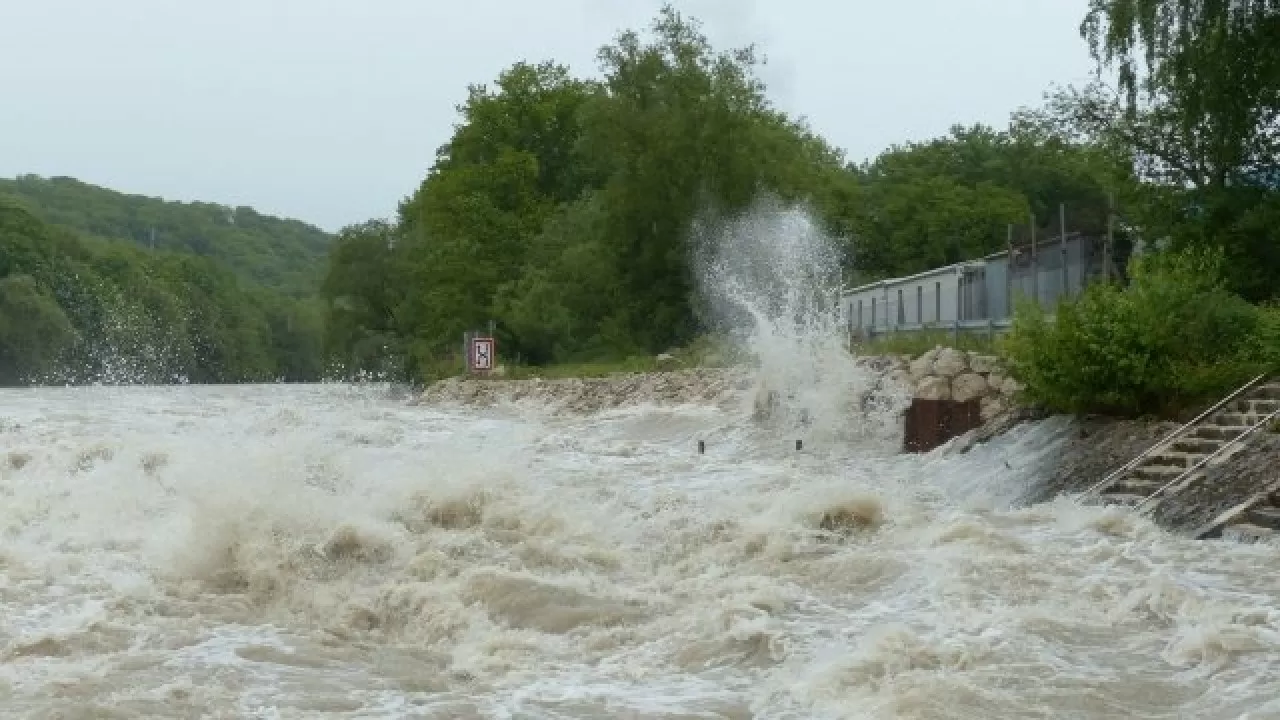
(469, 336), (495, 373)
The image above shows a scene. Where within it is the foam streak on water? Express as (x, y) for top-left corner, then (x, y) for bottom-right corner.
(4, 203), (1280, 717)
(3, 383), (1280, 719)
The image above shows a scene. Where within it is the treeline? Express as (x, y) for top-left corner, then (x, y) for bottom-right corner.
(321, 7), (1129, 381)
(6, 1), (1274, 402)
(0, 175), (331, 298)
(1002, 0), (1280, 414)
(0, 199), (322, 385)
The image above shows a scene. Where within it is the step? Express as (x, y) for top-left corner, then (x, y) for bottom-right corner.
(1246, 505), (1280, 530)
(1221, 522), (1276, 544)
(1194, 425), (1252, 441)
(1097, 492), (1146, 507)
(1226, 396), (1280, 412)
(1250, 384), (1280, 401)
(1142, 451), (1208, 469)
(1172, 437), (1225, 454)
(1106, 485), (1161, 502)
(1212, 412), (1266, 427)
(1247, 399), (1280, 415)
(1129, 465), (1187, 482)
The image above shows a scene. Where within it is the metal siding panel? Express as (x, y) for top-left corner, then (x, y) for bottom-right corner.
(987, 258), (1009, 320)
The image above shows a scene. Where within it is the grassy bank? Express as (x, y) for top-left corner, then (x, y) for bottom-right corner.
(853, 330), (998, 358)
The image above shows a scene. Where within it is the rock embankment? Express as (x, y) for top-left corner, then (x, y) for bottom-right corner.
(856, 346), (1025, 430)
(415, 367), (753, 414)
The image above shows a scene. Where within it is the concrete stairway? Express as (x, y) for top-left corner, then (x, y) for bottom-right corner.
(1195, 482), (1280, 542)
(1087, 378), (1280, 513)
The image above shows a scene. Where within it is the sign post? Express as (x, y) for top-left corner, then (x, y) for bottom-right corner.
(468, 335), (496, 374)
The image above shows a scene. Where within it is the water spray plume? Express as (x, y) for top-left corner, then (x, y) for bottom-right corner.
(694, 195), (906, 446)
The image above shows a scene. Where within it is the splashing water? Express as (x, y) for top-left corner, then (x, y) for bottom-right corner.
(3, 203), (1280, 718)
(694, 197), (906, 447)
(4, 382), (1280, 719)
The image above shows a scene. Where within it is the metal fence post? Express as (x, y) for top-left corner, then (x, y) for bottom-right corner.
(1060, 203), (1069, 302)
(1030, 213), (1038, 306)
(1005, 224), (1014, 321)
(1105, 192), (1115, 283)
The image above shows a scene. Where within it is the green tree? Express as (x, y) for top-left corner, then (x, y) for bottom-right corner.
(0, 175), (332, 298)
(393, 61), (597, 373)
(1082, 0), (1279, 190)
(321, 220), (405, 377)
(0, 274), (75, 384)
(1073, 1), (1280, 300)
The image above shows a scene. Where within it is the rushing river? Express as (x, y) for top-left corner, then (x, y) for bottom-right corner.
(3, 381), (1280, 719)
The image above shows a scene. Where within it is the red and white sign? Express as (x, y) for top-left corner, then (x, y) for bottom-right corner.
(469, 336), (495, 372)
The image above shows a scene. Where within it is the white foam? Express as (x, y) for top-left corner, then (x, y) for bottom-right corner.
(2, 383), (1280, 718)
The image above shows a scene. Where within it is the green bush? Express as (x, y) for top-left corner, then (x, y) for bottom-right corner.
(1000, 248), (1270, 416)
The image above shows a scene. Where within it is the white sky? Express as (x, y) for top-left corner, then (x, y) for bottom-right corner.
(0, 0), (1097, 231)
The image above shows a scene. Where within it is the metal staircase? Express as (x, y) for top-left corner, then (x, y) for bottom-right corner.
(1082, 375), (1280, 524)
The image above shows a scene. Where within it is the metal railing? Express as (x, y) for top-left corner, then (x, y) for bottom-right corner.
(1135, 404), (1280, 514)
(1079, 373), (1268, 500)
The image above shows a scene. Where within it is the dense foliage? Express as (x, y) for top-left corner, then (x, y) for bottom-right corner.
(321, 7), (1124, 380)
(0, 199), (322, 384)
(998, 0), (1280, 415)
(6, 3), (1273, 411)
(1056, 0), (1280, 301)
(0, 175), (332, 298)
(1002, 249), (1278, 415)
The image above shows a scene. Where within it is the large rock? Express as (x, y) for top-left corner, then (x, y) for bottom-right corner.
(932, 347), (968, 378)
(914, 375), (951, 401)
(909, 347), (939, 381)
(886, 368), (912, 391)
(980, 395), (1006, 423)
(968, 353), (1002, 375)
(986, 372), (1007, 395)
(951, 372), (988, 403)
(1000, 376), (1024, 398)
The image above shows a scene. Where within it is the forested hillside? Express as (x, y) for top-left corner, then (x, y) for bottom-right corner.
(0, 199), (321, 384)
(0, 175), (332, 298)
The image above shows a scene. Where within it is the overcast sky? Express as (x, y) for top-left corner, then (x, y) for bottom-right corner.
(1, 0), (1097, 231)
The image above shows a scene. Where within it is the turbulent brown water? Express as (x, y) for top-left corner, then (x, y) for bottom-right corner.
(3, 381), (1280, 719)
(6, 203), (1280, 718)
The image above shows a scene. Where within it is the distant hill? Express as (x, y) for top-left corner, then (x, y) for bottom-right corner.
(0, 175), (332, 297)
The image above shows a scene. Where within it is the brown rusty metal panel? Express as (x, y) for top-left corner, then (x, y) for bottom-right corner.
(904, 398), (946, 453)
(903, 398), (982, 453)
(950, 398), (982, 438)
